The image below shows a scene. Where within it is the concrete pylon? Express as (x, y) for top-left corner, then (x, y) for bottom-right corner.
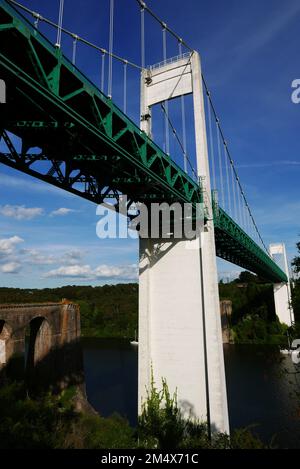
(269, 243), (294, 326)
(138, 51), (229, 434)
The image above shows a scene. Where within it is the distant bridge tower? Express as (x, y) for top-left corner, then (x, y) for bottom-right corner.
(139, 51), (229, 434)
(0, 79), (6, 103)
(269, 243), (294, 326)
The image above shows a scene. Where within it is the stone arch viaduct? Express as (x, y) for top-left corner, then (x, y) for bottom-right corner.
(0, 302), (84, 391)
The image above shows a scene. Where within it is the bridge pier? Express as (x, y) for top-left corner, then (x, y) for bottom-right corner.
(269, 243), (294, 326)
(139, 49), (229, 433)
(138, 235), (229, 433)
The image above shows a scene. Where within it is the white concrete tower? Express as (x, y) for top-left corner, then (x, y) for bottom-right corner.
(138, 51), (229, 434)
(269, 243), (294, 326)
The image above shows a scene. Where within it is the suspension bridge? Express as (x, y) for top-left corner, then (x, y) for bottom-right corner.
(0, 0), (294, 435)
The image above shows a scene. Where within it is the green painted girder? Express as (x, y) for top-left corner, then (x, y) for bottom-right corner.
(0, 0), (200, 209)
(0, 0), (287, 284)
(214, 207), (287, 283)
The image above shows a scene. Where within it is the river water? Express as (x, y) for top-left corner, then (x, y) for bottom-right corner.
(82, 338), (300, 448)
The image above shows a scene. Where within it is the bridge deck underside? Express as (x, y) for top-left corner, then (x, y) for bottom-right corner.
(0, 0), (287, 283)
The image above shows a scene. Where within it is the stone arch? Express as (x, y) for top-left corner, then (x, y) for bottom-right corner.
(26, 317), (53, 388)
(0, 320), (13, 366)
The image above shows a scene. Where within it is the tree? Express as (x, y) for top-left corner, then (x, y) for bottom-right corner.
(291, 241), (300, 324)
(292, 242), (300, 275)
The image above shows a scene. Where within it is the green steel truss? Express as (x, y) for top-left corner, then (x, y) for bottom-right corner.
(213, 206), (287, 283)
(0, 0), (287, 283)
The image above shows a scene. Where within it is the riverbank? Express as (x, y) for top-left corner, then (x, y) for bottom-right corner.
(1, 339), (299, 448)
(82, 338), (300, 448)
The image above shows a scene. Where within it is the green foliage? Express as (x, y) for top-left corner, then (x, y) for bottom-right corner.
(230, 426), (266, 449)
(138, 373), (185, 448)
(219, 272), (291, 345)
(0, 382), (77, 448)
(0, 380), (134, 449)
(65, 413), (135, 449)
(291, 241), (300, 324)
(219, 278), (275, 325)
(232, 315), (289, 345)
(138, 373), (266, 449)
(235, 271), (265, 284)
(291, 242), (300, 275)
(292, 284), (300, 324)
(0, 377), (268, 449)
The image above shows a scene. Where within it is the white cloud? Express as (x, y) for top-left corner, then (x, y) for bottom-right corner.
(0, 204), (44, 220)
(44, 264), (92, 279)
(50, 208), (76, 217)
(0, 172), (74, 197)
(21, 249), (56, 265)
(62, 249), (84, 265)
(0, 236), (24, 257)
(44, 263), (137, 280)
(94, 264), (137, 280)
(1, 262), (22, 274)
(20, 248), (84, 266)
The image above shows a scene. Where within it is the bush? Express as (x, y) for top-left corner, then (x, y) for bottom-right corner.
(0, 381), (135, 449)
(0, 377), (267, 449)
(138, 373), (266, 449)
(232, 315), (288, 345)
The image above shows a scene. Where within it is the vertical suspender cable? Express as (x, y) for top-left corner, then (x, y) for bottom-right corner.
(162, 24), (170, 155)
(237, 181), (243, 228)
(108, 0), (114, 98)
(216, 120), (225, 208)
(72, 35), (78, 65)
(246, 205), (251, 235)
(231, 161), (237, 221)
(179, 41), (187, 173)
(101, 52), (105, 91)
(224, 141), (231, 215)
(207, 93), (216, 190)
(248, 207), (252, 236)
(247, 206), (252, 236)
(141, 4), (145, 69)
(56, 0), (64, 48)
(34, 14), (40, 29)
(123, 60), (128, 114)
(245, 204), (249, 233)
(246, 202), (251, 235)
(241, 191), (246, 231)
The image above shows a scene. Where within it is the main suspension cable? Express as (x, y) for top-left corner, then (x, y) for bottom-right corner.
(134, 0), (268, 252)
(203, 78), (269, 253)
(135, 0), (193, 53)
(8, 0), (143, 71)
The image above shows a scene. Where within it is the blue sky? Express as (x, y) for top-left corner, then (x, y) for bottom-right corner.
(0, 0), (300, 287)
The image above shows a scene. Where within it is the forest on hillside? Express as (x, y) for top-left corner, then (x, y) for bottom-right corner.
(1, 266), (299, 344)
